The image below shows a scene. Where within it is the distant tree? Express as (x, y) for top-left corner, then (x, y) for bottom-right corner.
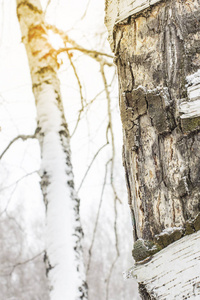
(0, 208), (49, 300)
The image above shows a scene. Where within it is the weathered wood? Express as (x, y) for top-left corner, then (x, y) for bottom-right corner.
(105, 0), (200, 240)
(124, 230), (200, 299)
(105, 0), (200, 298)
(105, 0), (162, 48)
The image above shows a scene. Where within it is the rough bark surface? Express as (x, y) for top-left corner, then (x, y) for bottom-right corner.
(105, 0), (200, 298)
(16, 1), (87, 299)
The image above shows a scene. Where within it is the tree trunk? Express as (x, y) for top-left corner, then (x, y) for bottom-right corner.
(105, 0), (200, 298)
(16, 1), (87, 299)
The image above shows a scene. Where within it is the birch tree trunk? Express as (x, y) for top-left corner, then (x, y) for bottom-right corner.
(16, 1), (87, 299)
(105, 0), (200, 298)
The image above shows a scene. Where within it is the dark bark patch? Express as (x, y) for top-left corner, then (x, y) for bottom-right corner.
(194, 213), (200, 231)
(139, 283), (157, 300)
(17, 1), (43, 16)
(155, 228), (184, 248)
(181, 117), (200, 133)
(146, 90), (175, 134)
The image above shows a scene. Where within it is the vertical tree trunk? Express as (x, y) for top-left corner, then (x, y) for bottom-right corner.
(16, 1), (87, 299)
(105, 0), (200, 298)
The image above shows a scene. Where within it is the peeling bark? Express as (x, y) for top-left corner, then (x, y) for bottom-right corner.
(16, 1), (87, 299)
(105, 0), (200, 298)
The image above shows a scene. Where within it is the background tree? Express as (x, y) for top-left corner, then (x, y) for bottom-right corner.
(0, 0), (138, 299)
(105, 0), (200, 299)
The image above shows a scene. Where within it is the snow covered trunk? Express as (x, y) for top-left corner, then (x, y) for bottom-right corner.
(105, 0), (200, 298)
(16, 1), (87, 299)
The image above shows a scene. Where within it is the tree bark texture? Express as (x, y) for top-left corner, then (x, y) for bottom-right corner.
(16, 1), (87, 299)
(105, 0), (200, 298)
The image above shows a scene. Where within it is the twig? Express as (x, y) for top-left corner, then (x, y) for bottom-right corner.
(0, 134), (36, 160)
(57, 47), (114, 60)
(77, 142), (109, 193)
(106, 198), (120, 300)
(67, 51), (85, 108)
(0, 185), (18, 217)
(100, 63), (122, 204)
(86, 159), (112, 274)
(46, 24), (114, 64)
(0, 251), (44, 277)
(44, 0), (51, 15)
(0, 170), (38, 192)
(80, 0), (91, 21)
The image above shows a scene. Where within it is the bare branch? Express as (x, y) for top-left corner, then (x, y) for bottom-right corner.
(77, 142), (109, 193)
(46, 24), (114, 64)
(80, 0), (91, 21)
(0, 134), (36, 160)
(0, 251), (44, 277)
(44, 0), (51, 15)
(0, 185), (18, 217)
(70, 108), (83, 138)
(100, 63), (122, 204)
(70, 89), (106, 138)
(57, 47), (114, 60)
(0, 170), (38, 192)
(86, 159), (112, 274)
(106, 199), (120, 300)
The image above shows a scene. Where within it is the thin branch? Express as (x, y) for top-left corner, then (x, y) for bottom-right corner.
(0, 251), (44, 277)
(100, 63), (122, 204)
(71, 89), (106, 138)
(79, 0), (91, 21)
(70, 108), (84, 138)
(44, 0), (51, 15)
(57, 47), (114, 60)
(0, 185), (18, 217)
(0, 170), (38, 192)
(77, 142), (109, 193)
(67, 52), (85, 108)
(106, 199), (120, 300)
(66, 51), (86, 138)
(46, 24), (114, 64)
(0, 134), (36, 160)
(86, 159), (112, 274)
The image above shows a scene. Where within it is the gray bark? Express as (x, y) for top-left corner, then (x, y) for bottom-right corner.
(105, 0), (200, 298)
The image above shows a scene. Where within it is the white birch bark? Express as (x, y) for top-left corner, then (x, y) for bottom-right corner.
(16, 1), (87, 299)
(124, 230), (200, 299)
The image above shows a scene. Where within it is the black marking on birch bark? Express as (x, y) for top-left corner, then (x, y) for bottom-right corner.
(40, 171), (50, 211)
(17, 1), (43, 16)
(28, 24), (47, 42)
(43, 251), (54, 276)
(139, 283), (156, 300)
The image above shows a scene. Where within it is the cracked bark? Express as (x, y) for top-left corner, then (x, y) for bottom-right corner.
(105, 0), (200, 298)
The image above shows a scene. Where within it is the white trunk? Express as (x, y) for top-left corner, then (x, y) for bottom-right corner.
(16, 1), (87, 299)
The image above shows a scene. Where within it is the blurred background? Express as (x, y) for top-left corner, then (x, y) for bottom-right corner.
(0, 0), (140, 299)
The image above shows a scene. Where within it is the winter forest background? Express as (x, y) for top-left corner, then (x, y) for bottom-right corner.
(0, 0), (140, 299)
